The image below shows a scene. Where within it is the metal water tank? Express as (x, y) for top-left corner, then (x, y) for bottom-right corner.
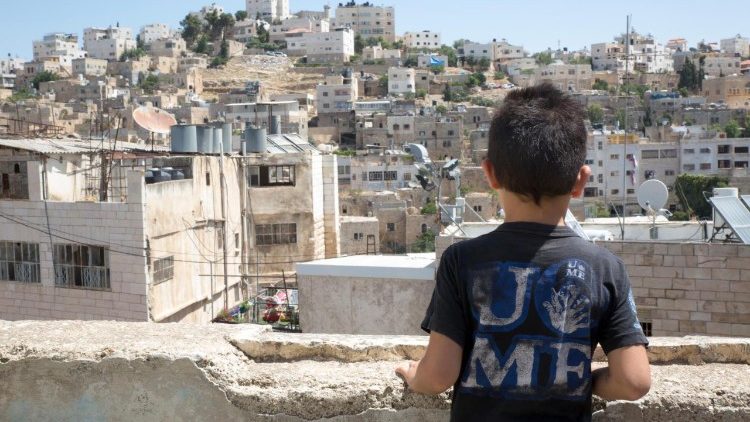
(245, 126), (267, 153)
(196, 125), (213, 154)
(170, 125), (198, 153)
(151, 168), (172, 183)
(166, 168), (185, 180)
(213, 127), (223, 155)
(145, 170), (155, 184)
(222, 123), (233, 153)
(270, 115), (281, 135)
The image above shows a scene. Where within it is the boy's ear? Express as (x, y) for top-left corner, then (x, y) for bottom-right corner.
(482, 159), (502, 190)
(571, 165), (592, 198)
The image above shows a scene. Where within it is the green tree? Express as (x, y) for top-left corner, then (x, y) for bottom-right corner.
(592, 78), (608, 91)
(477, 57), (491, 71)
(438, 45), (457, 67)
(193, 35), (210, 54)
(235, 10), (248, 21)
(120, 48), (146, 62)
(420, 202), (437, 215)
(435, 104), (448, 114)
(431, 64), (445, 75)
(674, 174), (728, 219)
(466, 72), (486, 88)
(678, 87), (690, 97)
(256, 23), (270, 43)
(180, 13), (203, 47)
(354, 34), (365, 54)
(587, 104), (604, 124)
(136, 34), (145, 50)
(411, 230), (436, 253)
(725, 119), (741, 138)
(678, 59), (704, 93)
(415, 88), (427, 99)
(533, 51), (553, 66)
(138, 73), (160, 94)
(31, 70), (59, 90)
(378, 74), (389, 90)
(494, 71), (506, 80)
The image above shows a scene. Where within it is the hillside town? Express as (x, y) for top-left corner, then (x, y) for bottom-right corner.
(1, 1), (750, 421)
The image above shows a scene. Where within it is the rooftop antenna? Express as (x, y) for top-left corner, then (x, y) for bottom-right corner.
(621, 14), (631, 240)
(636, 179), (669, 240)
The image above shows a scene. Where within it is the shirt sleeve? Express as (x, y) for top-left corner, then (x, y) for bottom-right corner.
(420, 245), (466, 348)
(598, 259), (649, 354)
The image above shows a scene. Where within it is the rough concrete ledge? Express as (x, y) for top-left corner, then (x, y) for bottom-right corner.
(1, 321), (749, 421)
(234, 331), (750, 365)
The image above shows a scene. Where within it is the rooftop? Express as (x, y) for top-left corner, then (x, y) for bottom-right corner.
(296, 253), (436, 280)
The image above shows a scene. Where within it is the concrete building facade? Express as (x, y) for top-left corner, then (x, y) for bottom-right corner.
(246, 0), (290, 21)
(334, 3), (396, 42)
(387, 67), (415, 96)
(139, 23), (173, 45)
(285, 28), (355, 64)
(83, 26), (137, 61)
(32, 33), (86, 69)
(402, 31), (441, 50)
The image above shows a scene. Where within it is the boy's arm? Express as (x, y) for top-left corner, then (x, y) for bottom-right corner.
(395, 331), (462, 395)
(593, 344), (651, 401)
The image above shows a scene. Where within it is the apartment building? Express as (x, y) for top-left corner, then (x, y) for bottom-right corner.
(0, 58), (25, 75)
(592, 32), (673, 74)
(702, 75), (750, 109)
(337, 151), (415, 191)
(387, 67), (415, 96)
(461, 39), (525, 62)
(38, 77), (117, 104)
(285, 28), (355, 64)
(83, 26), (137, 61)
(72, 58), (108, 77)
(720, 34), (750, 57)
(523, 63), (593, 92)
(316, 73), (359, 114)
(0, 135), (338, 323)
(414, 116), (463, 160)
(362, 44), (401, 63)
(150, 38), (187, 58)
(246, 0), (290, 21)
(403, 31), (441, 50)
(269, 17), (330, 42)
(461, 41), (494, 61)
(334, 2), (396, 42)
(591, 42), (625, 72)
(32, 33), (86, 69)
(139, 24), (173, 45)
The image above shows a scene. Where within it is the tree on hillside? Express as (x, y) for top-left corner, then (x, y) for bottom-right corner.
(477, 57), (491, 71)
(256, 23), (270, 43)
(533, 51), (553, 66)
(354, 34), (365, 54)
(725, 120), (741, 138)
(438, 45), (457, 67)
(193, 36), (210, 54)
(587, 104), (604, 124)
(32, 71), (59, 90)
(678, 59), (704, 93)
(235, 10), (248, 21)
(180, 13), (203, 47)
(674, 174), (728, 219)
(592, 79), (608, 91)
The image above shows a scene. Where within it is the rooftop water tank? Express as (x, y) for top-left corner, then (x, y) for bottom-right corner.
(170, 125), (198, 153)
(713, 187), (740, 229)
(270, 115), (281, 135)
(145, 170), (155, 184)
(213, 127), (223, 155)
(245, 126), (267, 153)
(222, 123), (233, 153)
(164, 167), (185, 180)
(150, 168), (172, 183)
(196, 125), (213, 154)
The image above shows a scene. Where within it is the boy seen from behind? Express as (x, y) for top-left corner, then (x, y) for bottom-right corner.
(395, 83), (651, 421)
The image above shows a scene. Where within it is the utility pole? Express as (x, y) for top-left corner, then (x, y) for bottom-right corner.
(621, 14), (631, 241)
(219, 137), (229, 310)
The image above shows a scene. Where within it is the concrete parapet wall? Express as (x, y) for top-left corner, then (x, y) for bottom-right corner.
(0, 321), (748, 421)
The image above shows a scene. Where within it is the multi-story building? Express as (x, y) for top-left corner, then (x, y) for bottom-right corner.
(246, 0), (290, 21)
(334, 2), (396, 43)
(529, 63), (593, 92)
(0, 135), (339, 323)
(233, 19), (261, 44)
(493, 39), (525, 61)
(269, 17), (329, 42)
(591, 42), (625, 72)
(461, 41), (494, 61)
(150, 38), (187, 58)
(362, 44), (401, 64)
(0, 58), (25, 75)
(592, 32), (673, 74)
(32, 33), (86, 69)
(414, 116), (463, 160)
(83, 26), (137, 61)
(316, 73), (359, 114)
(71, 58), (108, 77)
(387, 67), (415, 96)
(402, 31), (441, 50)
(139, 24), (173, 45)
(696, 55), (744, 77)
(702, 75), (750, 109)
(337, 152), (415, 191)
(285, 28), (355, 64)
(720, 35), (750, 57)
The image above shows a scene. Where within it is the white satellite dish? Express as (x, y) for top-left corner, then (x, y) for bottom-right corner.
(637, 179), (668, 212)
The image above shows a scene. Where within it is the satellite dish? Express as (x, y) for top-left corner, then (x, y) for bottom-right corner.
(637, 179), (668, 212)
(132, 106), (177, 135)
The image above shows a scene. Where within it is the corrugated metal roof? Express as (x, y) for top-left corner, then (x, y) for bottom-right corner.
(0, 138), (168, 154)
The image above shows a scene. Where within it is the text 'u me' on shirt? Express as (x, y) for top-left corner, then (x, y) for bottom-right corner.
(421, 222), (648, 422)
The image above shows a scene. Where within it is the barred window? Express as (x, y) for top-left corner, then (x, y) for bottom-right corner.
(384, 171), (398, 181)
(153, 256), (174, 285)
(53, 244), (110, 290)
(256, 223), (297, 246)
(0, 241), (40, 284)
(369, 171), (384, 181)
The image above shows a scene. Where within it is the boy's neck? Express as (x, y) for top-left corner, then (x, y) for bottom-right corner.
(500, 190), (570, 227)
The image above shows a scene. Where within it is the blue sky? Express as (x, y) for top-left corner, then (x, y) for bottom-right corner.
(1, 0), (748, 59)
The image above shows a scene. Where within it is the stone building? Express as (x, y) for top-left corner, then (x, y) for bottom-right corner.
(339, 216), (379, 256)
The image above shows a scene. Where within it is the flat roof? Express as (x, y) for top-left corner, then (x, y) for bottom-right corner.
(296, 253), (436, 280)
(340, 216), (378, 223)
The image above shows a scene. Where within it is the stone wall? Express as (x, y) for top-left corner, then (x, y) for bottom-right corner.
(0, 321), (748, 421)
(601, 242), (750, 337)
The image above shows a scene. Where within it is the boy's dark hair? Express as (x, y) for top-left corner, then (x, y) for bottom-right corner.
(488, 83), (587, 204)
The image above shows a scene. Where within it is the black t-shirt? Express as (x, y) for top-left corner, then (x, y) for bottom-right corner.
(422, 222), (648, 422)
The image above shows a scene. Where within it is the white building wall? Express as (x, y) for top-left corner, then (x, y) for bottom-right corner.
(388, 67), (416, 95)
(140, 24), (172, 44)
(403, 31), (441, 49)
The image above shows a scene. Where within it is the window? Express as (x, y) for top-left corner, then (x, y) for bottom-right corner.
(610, 171), (619, 177)
(718, 145), (730, 154)
(368, 171), (384, 181)
(665, 170), (675, 176)
(255, 223), (297, 246)
(683, 164), (696, 171)
(641, 150), (659, 159)
(700, 163), (711, 170)
(627, 189), (635, 194)
(683, 148), (694, 154)
(53, 244), (110, 290)
(609, 154), (620, 160)
(700, 148), (710, 154)
(584, 159), (594, 165)
(736, 161), (749, 168)
(248, 166), (296, 187)
(735, 146), (749, 154)
(153, 256), (174, 285)
(206, 172), (211, 186)
(473, 205), (483, 213)
(403, 172), (412, 181)
(660, 149), (677, 158)
(640, 321), (653, 337)
(718, 160), (731, 169)
(584, 187), (598, 197)
(443, 140), (452, 148)
(597, 174), (603, 183)
(0, 241), (40, 284)
(387, 223), (395, 232)
(384, 171), (398, 181)
(611, 189), (619, 195)
(354, 233), (363, 241)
